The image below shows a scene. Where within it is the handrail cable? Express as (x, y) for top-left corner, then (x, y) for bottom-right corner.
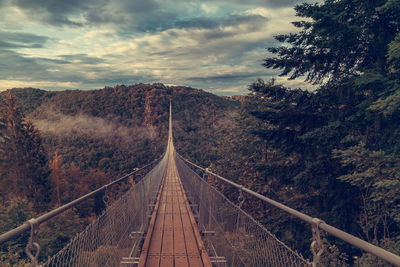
(178, 153), (400, 267)
(0, 156), (163, 245)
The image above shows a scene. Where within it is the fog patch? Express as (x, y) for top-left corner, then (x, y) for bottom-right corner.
(31, 107), (155, 142)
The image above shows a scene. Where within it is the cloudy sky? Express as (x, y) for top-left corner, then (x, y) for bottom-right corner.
(0, 0), (317, 95)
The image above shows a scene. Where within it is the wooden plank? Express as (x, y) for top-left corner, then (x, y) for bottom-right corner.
(175, 256), (190, 267)
(179, 206), (203, 266)
(177, 168), (212, 267)
(160, 176), (174, 267)
(160, 255), (174, 267)
(147, 201), (166, 258)
(138, 173), (166, 267)
(173, 187), (189, 267)
(145, 255), (161, 267)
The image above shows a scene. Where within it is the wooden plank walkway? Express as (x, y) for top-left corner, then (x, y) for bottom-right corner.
(138, 140), (212, 267)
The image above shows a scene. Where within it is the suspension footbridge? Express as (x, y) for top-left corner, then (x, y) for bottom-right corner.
(1, 103), (400, 266)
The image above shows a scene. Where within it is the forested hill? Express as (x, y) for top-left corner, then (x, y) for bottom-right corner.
(1, 84), (238, 174)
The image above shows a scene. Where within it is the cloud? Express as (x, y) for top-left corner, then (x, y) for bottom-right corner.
(188, 71), (267, 82)
(275, 76), (318, 90)
(0, 80), (79, 91)
(13, 0), (86, 26)
(59, 54), (105, 65)
(0, 0), (319, 94)
(73, 6), (295, 94)
(0, 49), (50, 79)
(84, 0), (177, 33)
(213, 86), (243, 94)
(0, 49), (79, 82)
(174, 14), (268, 30)
(3, 0), (307, 29)
(9, 0), (175, 31)
(0, 32), (50, 49)
(197, 0), (307, 9)
(0, 49), (152, 90)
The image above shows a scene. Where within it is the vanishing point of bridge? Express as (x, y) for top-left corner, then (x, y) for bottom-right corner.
(1, 103), (400, 266)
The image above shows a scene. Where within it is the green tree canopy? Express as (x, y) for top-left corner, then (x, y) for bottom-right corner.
(264, 0), (400, 84)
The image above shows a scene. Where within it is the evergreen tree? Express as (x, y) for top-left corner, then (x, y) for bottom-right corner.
(0, 100), (9, 203)
(264, 0), (400, 84)
(334, 144), (400, 243)
(0, 92), (51, 211)
(50, 151), (63, 207)
(22, 121), (52, 210)
(0, 92), (26, 201)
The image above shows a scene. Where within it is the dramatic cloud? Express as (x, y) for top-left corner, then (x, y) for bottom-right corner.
(84, 0), (176, 32)
(0, 49), (153, 90)
(0, 0), (319, 94)
(13, 0), (86, 26)
(0, 32), (50, 49)
(59, 54), (106, 65)
(174, 14), (268, 31)
(201, 0), (319, 8)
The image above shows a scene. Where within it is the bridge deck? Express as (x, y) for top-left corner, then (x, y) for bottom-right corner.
(138, 143), (211, 267)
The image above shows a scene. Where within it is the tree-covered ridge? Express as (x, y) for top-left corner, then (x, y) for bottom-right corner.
(1, 84), (238, 172)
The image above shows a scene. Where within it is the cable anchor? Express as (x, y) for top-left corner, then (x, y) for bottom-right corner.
(203, 168), (209, 181)
(310, 218), (324, 267)
(237, 186), (245, 208)
(103, 186), (110, 207)
(25, 218), (41, 267)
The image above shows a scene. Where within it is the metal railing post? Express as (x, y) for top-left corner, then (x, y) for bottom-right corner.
(310, 218), (324, 267)
(25, 219), (40, 267)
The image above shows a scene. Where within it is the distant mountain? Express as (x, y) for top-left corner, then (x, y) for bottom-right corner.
(1, 84), (239, 176)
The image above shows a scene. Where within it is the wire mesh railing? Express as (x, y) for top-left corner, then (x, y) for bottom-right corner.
(175, 154), (310, 267)
(44, 153), (168, 266)
(177, 154), (400, 267)
(0, 153), (168, 266)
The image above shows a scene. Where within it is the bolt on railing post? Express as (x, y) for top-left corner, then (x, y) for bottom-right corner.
(310, 218), (324, 267)
(25, 218), (41, 267)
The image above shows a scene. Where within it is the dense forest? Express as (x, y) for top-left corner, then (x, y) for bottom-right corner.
(1, 0), (400, 266)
